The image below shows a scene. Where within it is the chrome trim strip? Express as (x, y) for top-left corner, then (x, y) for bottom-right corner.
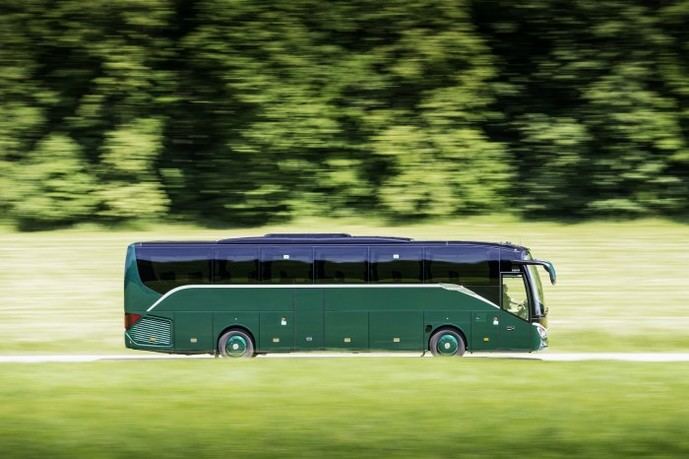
(146, 283), (500, 312)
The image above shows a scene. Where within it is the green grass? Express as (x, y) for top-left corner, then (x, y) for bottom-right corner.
(1, 216), (688, 353)
(1, 221), (687, 457)
(0, 359), (688, 458)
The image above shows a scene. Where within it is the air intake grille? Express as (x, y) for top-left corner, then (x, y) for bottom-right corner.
(129, 316), (172, 346)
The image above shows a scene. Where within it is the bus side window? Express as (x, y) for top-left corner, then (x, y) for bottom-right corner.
(315, 247), (368, 283)
(214, 247), (259, 284)
(424, 246), (497, 284)
(260, 247), (313, 284)
(425, 246), (500, 304)
(424, 248), (461, 284)
(370, 246), (423, 283)
(136, 246), (212, 294)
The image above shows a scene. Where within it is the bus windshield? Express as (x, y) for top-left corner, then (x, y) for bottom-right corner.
(528, 264), (546, 317)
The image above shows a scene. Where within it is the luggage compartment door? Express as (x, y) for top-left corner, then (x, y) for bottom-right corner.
(259, 311), (294, 352)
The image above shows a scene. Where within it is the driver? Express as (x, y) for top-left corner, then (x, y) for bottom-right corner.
(503, 283), (527, 318)
(502, 283), (512, 310)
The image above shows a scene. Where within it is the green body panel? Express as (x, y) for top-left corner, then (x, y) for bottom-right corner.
(294, 289), (324, 350)
(125, 283), (542, 354)
(471, 312), (500, 350)
(212, 312), (260, 346)
(325, 311), (369, 350)
(260, 311), (294, 351)
(370, 311), (422, 351)
(174, 312), (213, 352)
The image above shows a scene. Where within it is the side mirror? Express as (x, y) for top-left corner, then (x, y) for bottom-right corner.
(514, 260), (557, 285)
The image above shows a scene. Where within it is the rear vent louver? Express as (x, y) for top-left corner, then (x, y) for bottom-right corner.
(129, 316), (172, 347)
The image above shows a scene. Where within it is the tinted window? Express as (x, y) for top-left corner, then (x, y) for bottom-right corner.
(425, 246), (499, 303)
(370, 246), (423, 283)
(315, 247), (368, 283)
(425, 246), (498, 285)
(214, 247), (259, 284)
(136, 246), (212, 294)
(425, 248), (460, 284)
(261, 247), (313, 284)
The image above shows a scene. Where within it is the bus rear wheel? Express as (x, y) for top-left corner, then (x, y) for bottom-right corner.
(218, 329), (255, 358)
(429, 328), (466, 357)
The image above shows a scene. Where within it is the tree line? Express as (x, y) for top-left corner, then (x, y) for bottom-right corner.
(1, 0), (688, 229)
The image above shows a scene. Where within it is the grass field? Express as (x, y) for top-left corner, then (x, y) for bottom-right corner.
(0, 359), (688, 458)
(1, 218), (688, 457)
(1, 216), (688, 353)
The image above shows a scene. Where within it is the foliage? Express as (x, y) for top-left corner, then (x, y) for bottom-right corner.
(98, 118), (169, 219)
(473, 0), (689, 217)
(10, 134), (99, 228)
(1, 0), (689, 227)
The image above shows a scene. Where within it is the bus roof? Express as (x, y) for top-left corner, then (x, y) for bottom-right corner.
(135, 233), (529, 251)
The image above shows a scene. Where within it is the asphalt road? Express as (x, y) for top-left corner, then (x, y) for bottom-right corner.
(2, 352), (689, 363)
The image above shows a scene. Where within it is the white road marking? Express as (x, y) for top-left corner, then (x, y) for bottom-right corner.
(1, 352), (689, 363)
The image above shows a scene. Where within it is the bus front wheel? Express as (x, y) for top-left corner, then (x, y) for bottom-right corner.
(429, 328), (466, 357)
(217, 329), (255, 358)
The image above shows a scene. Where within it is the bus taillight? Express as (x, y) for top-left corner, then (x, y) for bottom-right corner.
(125, 313), (142, 330)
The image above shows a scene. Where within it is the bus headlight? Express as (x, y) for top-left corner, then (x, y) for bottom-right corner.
(533, 323), (548, 347)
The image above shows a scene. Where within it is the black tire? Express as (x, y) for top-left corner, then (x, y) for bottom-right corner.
(217, 329), (255, 358)
(429, 327), (466, 357)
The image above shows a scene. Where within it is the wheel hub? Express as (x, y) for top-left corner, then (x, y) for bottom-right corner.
(437, 334), (459, 355)
(226, 335), (247, 357)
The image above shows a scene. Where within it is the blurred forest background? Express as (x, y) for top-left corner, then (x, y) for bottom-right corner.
(2, 0), (689, 230)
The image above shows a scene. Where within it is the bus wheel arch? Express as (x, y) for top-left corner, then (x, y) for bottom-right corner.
(429, 326), (467, 357)
(217, 326), (256, 358)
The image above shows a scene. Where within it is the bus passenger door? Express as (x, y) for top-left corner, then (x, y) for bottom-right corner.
(294, 289), (324, 350)
(498, 312), (532, 350)
(499, 272), (532, 350)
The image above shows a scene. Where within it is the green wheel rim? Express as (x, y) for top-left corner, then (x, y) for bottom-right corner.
(436, 334), (459, 355)
(226, 335), (248, 357)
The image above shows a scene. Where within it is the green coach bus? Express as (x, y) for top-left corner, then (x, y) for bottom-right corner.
(124, 233), (556, 357)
